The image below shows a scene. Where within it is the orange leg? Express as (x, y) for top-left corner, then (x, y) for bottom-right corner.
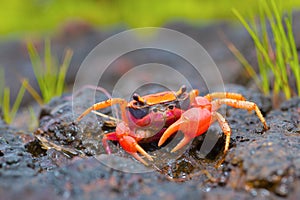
(77, 98), (128, 122)
(212, 99), (268, 130)
(204, 92), (246, 101)
(212, 111), (231, 154)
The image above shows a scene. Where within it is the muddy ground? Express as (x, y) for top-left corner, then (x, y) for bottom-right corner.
(0, 84), (299, 200)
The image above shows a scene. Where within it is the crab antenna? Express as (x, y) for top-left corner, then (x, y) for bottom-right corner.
(176, 85), (187, 97)
(132, 93), (146, 105)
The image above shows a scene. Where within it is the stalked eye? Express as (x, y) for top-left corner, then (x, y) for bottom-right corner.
(128, 107), (149, 119)
(132, 93), (145, 106)
(168, 105), (174, 110)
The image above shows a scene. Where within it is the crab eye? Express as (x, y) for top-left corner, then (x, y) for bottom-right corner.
(168, 105), (174, 110)
(132, 93), (145, 106)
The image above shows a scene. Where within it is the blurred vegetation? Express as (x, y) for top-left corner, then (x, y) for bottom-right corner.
(1, 0), (299, 37)
(0, 68), (26, 124)
(23, 39), (73, 105)
(0, 39), (72, 125)
(231, 0), (299, 102)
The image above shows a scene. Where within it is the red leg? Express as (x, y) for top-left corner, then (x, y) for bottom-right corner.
(102, 132), (118, 154)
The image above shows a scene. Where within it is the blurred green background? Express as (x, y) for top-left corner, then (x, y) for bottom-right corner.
(1, 0), (299, 38)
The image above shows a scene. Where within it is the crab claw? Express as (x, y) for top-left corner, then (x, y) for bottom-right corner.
(103, 122), (153, 165)
(158, 107), (212, 152)
(119, 135), (153, 165)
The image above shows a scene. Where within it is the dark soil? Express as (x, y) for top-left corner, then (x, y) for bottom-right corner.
(0, 84), (299, 200)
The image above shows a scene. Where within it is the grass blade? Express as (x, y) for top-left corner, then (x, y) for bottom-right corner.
(56, 49), (73, 96)
(232, 8), (276, 74)
(27, 42), (47, 100)
(285, 16), (300, 96)
(2, 87), (10, 123)
(255, 6), (270, 94)
(220, 32), (262, 92)
(11, 84), (26, 122)
(26, 40), (73, 104)
(21, 79), (43, 106)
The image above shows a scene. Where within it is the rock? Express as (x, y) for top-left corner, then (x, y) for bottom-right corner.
(1, 84), (299, 199)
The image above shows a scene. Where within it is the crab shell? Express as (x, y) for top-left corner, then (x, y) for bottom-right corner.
(125, 90), (193, 143)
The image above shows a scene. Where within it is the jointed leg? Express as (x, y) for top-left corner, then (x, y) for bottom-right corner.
(129, 144), (154, 166)
(204, 92), (246, 101)
(212, 111), (231, 154)
(77, 98), (128, 122)
(212, 99), (268, 130)
(102, 132), (118, 154)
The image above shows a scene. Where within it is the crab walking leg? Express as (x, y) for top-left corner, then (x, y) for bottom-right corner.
(76, 98), (128, 122)
(204, 92), (246, 101)
(212, 112), (231, 154)
(212, 99), (269, 130)
(130, 144), (154, 166)
(102, 132), (118, 154)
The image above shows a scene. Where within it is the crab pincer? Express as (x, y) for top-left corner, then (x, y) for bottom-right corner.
(158, 106), (212, 152)
(102, 122), (153, 166)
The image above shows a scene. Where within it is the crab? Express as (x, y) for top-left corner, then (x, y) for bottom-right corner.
(76, 86), (268, 165)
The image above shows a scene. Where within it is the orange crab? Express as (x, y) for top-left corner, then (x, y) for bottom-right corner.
(77, 86), (268, 165)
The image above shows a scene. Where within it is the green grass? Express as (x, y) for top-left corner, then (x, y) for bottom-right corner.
(232, 0), (300, 100)
(23, 39), (73, 105)
(0, 68), (26, 124)
(1, 0), (299, 37)
(0, 39), (72, 125)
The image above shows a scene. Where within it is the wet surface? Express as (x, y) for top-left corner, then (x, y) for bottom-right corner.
(1, 84), (299, 199)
